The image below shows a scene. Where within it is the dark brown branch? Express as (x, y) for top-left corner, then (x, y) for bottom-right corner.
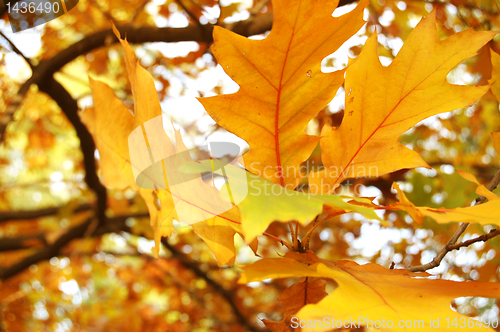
(448, 228), (500, 251)
(0, 234), (47, 252)
(0, 210), (261, 331)
(0, 31), (32, 68)
(160, 238), (262, 332)
(0, 214), (152, 252)
(0, 203), (92, 223)
(408, 167), (500, 272)
(0, 212), (149, 279)
(0, 218), (94, 279)
(0, 22), (257, 142)
(38, 78), (107, 225)
(0, 0), (361, 142)
(132, 0), (149, 22)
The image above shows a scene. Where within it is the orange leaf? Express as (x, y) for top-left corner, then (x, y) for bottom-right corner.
(310, 10), (497, 193)
(389, 181), (500, 226)
(280, 278), (327, 320)
(82, 26), (240, 265)
(241, 253), (500, 332)
(490, 48), (500, 103)
(492, 132), (500, 155)
(198, 0), (368, 188)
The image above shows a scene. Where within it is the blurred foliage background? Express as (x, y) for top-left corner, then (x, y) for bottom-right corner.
(0, 0), (500, 331)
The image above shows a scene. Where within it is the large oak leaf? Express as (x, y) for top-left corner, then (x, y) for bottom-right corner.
(181, 160), (381, 242)
(198, 0), (368, 188)
(240, 253), (500, 332)
(310, 11), (497, 193)
(388, 171), (500, 226)
(82, 28), (240, 265)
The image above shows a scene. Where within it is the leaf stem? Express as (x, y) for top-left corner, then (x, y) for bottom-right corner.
(263, 232), (294, 251)
(303, 211), (345, 251)
(408, 167), (500, 272)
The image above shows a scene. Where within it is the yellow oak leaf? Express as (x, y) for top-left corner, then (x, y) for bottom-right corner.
(178, 159), (381, 243)
(310, 10), (497, 194)
(240, 253), (500, 332)
(490, 49), (500, 103)
(389, 181), (500, 225)
(455, 170), (498, 201)
(492, 132), (500, 155)
(198, 0), (368, 189)
(133, 124), (241, 264)
(81, 80), (136, 190)
(192, 207), (241, 267)
(82, 28), (241, 265)
(81, 25), (162, 190)
(263, 278), (328, 331)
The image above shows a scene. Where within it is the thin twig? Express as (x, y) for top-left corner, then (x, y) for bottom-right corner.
(87, 0), (115, 22)
(0, 31), (33, 68)
(160, 238), (262, 332)
(303, 211), (345, 251)
(263, 232), (294, 250)
(289, 221), (298, 249)
(132, 0), (149, 22)
(303, 216), (320, 250)
(250, 0), (270, 16)
(448, 228), (500, 251)
(175, 0), (204, 31)
(408, 167), (500, 272)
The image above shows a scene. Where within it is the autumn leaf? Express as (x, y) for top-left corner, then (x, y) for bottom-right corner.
(235, 170), (382, 242)
(198, 0), (368, 188)
(389, 172), (500, 226)
(492, 132), (500, 154)
(240, 253), (500, 332)
(82, 27), (240, 265)
(143, 126), (240, 263)
(81, 78), (137, 190)
(310, 10), (497, 194)
(490, 49), (500, 103)
(181, 159), (381, 242)
(263, 278), (328, 332)
(80, 26), (161, 190)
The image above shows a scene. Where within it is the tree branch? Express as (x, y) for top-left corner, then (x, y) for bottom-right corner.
(0, 212), (149, 280)
(448, 228), (500, 251)
(0, 203), (92, 223)
(174, 0), (205, 32)
(160, 238), (262, 332)
(0, 18), (269, 142)
(38, 78), (107, 225)
(0, 0), (360, 143)
(0, 209), (262, 331)
(0, 234), (47, 252)
(0, 217), (94, 279)
(408, 167), (500, 272)
(0, 30), (32, 68)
